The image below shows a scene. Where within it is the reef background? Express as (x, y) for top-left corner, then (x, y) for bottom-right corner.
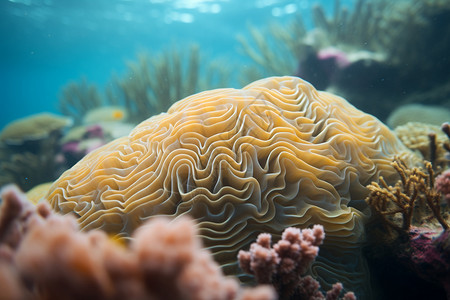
(1, 1), (450, 299)
(0, 0), (350, 129)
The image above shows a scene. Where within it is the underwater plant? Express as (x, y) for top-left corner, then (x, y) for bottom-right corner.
(59, 45), (230, 125)
(105, 45), (203, 122)
(58, 77), (104, 125)
(238, 0), (390, 80)
(106, 45), (231, 122)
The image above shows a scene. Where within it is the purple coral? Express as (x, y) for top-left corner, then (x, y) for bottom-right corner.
(238, 225), (355, 300)
(435, 169), (450, 206)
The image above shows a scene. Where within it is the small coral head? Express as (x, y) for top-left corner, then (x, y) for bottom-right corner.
(112, 110), (125, 120)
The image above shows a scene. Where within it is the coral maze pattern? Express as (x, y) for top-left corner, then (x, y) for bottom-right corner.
(46, 76), (415, 294)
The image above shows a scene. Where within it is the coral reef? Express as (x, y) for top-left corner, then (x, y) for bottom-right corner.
(238, 225), (356, 300)
(0, 113), (72, 191)
(44, 76), (416, 296)
(238, 0), (389, 80)
(239, 0), (450, 121)
(364, 157), (449, 299)
(0, 152), (59, 193)
(0, 109), (134, 192)
(405, 228), (450, 299)
(394, 122), (448, 168)
(366, 157), (448, 232)
(0, 113), (72, 144)
(0, 184), (275, 300)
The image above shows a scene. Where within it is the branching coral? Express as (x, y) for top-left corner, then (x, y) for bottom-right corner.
(45, 76), (416, 296)
(0, 184), (276, 300)
(364, 157), (450, 299)
(366, 157), (448, 232)
(238, 225), (356, 300)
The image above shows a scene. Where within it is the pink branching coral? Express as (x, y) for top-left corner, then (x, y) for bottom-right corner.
(435, 169), (450, 206)
(0, 184), (276, 300)
(238, 225), (355, 300)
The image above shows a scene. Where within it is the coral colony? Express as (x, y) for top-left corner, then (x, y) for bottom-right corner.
(0, 184), (358, 300)
(0, 1), (449, 299)
(44, 76), (415, 296)
(238, 226), (356, 300)
(2, 74), (449, 299)
(365, 157), (449, 299)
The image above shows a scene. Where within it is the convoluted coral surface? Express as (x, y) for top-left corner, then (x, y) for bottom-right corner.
(45, 76), (415, 295)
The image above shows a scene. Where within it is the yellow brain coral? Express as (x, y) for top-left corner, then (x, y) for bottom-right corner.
(46, 76), (415, 295)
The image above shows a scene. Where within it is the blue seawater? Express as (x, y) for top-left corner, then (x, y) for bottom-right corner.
(0, 0), (354, 129)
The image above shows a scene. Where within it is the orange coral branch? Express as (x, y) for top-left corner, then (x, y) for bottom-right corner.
(366, 157), (449, 232)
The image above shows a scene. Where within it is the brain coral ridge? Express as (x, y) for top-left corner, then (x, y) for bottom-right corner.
(45, 76), (415, 295)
